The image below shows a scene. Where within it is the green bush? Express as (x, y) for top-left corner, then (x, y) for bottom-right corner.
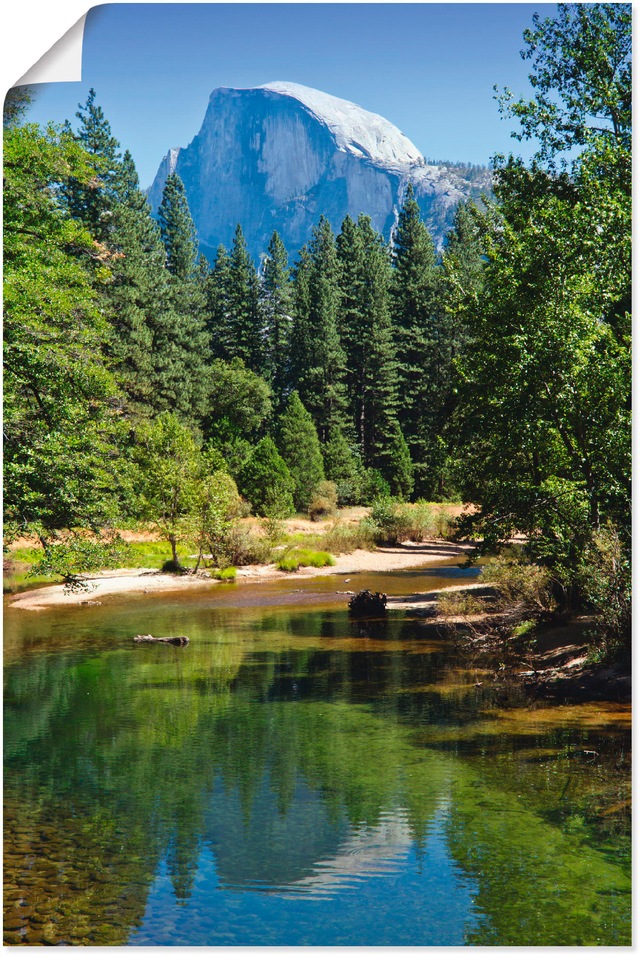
(308, 481), (338, 521)
(213, 566), (237, 581)
(364, 499), (435, 546)
(480, 555), (554, 613)
(316, 521), (377, 554)
(437, 590), (485, 618)
(276, 549), (336, 571)
(237, 438), (295, 518)
(576, 524), (630, 654)
(214, 525), (273, 567)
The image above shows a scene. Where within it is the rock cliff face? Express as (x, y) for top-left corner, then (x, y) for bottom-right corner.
(147, 82), (491, 262)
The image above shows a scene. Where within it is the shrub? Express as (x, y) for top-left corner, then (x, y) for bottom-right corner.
(308, 481), (338, 521)
(276, 549), (336, 571)
(261, 517), (287, 544)
(396, 502), (435, 542)
(576, 524), (631, 654)
(364, 499), (435, 546)
(316, 521), (377, 554)
(214, 526), (273, 567)
(213, 566), (237, 581)
(437, 590), (485, 618)
(480, 555), (554, 613)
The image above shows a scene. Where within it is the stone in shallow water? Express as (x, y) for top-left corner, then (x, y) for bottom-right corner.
(3, 931), (23, 945)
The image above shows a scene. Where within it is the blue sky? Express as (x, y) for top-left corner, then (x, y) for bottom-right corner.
(23, 3), (551, 188)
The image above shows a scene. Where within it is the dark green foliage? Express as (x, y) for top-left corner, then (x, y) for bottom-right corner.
(157, 172), (199, 279)
(322, 427), (364, 506)
(64, 88), (123, 241)
(336, 215), (400, 477)
(3, 120), (123, 538)
(384, 423), (414, 501)
(237, 438), (295, 518)
(276, 392), (325, 511)
(290, 218), (348, 441)
(216, 224), (265, 374)
(452, 4), (630, 647)
(391, 184), (445, 497)
(203, 358), (272, 445)
(260, 231), (292, 400)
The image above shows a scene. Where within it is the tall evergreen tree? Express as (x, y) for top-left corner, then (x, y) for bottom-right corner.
(391, 184), (444, 497)
(223, 225), (264, 374)
(322, 426), (364, 506)
(204, 243), (233, 360)
(154, 172), (210, 421)
(157, 173), (199, 280)
(276, 392), (325, 511)
(290, 217), (348, 443)
(64, 88), (123, 241)
(337, 215), (401, 485)
(260, 231), (292, 402)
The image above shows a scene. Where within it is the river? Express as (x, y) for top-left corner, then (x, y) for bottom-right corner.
(4, 561), (631, 945)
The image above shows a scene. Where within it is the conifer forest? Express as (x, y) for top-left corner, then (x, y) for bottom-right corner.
(4, 4), (631, 655)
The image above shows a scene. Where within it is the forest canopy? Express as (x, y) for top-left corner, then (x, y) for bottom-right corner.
(2, 4), (631, 647)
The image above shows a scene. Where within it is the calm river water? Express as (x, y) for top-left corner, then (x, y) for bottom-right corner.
(4, 562), (631, 946)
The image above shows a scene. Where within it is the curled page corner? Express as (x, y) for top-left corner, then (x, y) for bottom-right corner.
(16, 14), (87, 87)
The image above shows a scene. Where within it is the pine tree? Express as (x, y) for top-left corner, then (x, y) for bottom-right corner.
(385, 422), (414, 500)
(391, 184), (444, 497)
(260, 231), (292, 402)
(204, 243), (233, 360)
(153, 172), (210, 422)
(224, 225), (264, 375)
(237, 437), (295, 518)
(64, 88), (122, 241)
(290, 217), (348, 442)
(338, 216), (400, 476)
(157, 173), (199, 279)
(276, 392), (325, 511)
(322, 426), (364, 506)
(106, 153), (165, 414)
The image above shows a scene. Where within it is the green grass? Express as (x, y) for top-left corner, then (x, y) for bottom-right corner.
(212, 566), (237, 581)
(3, 538), (195, 593)
(276, 549), (336, 572)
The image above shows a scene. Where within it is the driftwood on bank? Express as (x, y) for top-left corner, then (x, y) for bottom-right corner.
(133, 634), (189, 646)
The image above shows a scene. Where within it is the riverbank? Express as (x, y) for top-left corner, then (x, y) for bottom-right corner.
(7, 539), (475, 611)
(396, 599), (631, 704)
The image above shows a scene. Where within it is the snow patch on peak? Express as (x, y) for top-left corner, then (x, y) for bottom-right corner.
(257, 81), (425, 171)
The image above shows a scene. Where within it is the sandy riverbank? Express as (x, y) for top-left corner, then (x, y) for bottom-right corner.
(8, 540), (475, 611)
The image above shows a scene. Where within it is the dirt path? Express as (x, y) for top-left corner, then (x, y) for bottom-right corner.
(8, 540), (475, 611)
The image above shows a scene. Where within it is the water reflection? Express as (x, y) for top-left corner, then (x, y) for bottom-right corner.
(3, 600), (631, 946)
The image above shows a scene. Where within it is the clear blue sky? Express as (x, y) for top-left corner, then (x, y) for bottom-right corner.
(24, 3), (552, 188)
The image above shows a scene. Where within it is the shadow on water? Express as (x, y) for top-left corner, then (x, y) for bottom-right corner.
(3, 572), (631, 947)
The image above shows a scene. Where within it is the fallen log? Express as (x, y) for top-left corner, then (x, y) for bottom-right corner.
(133, 634), (189, 646)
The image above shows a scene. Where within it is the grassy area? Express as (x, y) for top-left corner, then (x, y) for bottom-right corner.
(3, 502), (460, 593)
(276, 549), (336, 572)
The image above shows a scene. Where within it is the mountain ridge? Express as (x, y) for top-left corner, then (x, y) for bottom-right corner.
(147, 82), (491, 261)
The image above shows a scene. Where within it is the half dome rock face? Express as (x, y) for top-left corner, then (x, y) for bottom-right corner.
(147, 82), (491, 262)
